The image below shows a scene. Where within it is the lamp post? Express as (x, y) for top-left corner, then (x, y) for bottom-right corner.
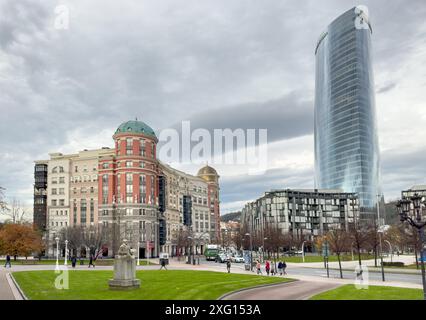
(245, 233), (253, 271)
(262, 237), (268, 262)
(302, 241), (306, 263)
(377, 194), (385, 281)
(64, 240), (68, 266)
(384, 240), (393, 263)
(397, 194), (426, 300)
(55, 237), (60, 270)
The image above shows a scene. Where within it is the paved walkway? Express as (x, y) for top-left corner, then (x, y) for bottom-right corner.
(0, 269), (16, 300)
(222, 280), (340, 300)
(291, 255), (416, 270)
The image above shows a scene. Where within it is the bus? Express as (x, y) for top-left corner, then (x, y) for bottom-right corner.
(204, 244), (220, 261)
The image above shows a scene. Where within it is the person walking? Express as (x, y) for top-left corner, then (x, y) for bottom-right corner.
(160, 258), (168, 270)
(226, 260), (231, 273)
(256, 260), (262, 275)
(71, 256), (77, 268)
(88, 254), (95, 268)
(265, 260), (270, 276)
(270, 263), (275, 276)
(4, 255), (11, 268)
(277, 261), (283, 276)
(282, 261), (287, 275)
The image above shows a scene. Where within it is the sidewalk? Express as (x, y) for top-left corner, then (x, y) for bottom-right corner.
(290, 255), (417, 273)
(0, 269), (16, 300)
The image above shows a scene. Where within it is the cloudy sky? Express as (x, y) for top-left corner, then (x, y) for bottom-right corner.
(0, 0), (425, 215)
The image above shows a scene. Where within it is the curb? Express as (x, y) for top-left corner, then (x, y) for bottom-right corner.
(7, 273), (28, 300)
(217, 278), (297, 300)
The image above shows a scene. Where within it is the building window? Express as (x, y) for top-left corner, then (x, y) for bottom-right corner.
(80, 199), (87, 225)
(59, 199), (65, 206)
(150, 175), (155, 204)
(139, 175), (146, 204)
(52, 178), (57, 184)
(140, 139), (146, 156)
(59, 188), (65, 195)
(126, 161), (132, 167)
(102, 174), (108, 204)
(90, 199), (94, 223)
(73, 201), (77, 224)
(51, 188), (57, 195)
(59, 177), (65, 184)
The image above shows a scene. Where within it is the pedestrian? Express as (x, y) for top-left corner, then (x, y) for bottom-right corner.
(71, 256), (77, 268)
(256, 260), (262, 275)
(270, 263), (275, 276)
(4, 255), (11, 268)
(88, 255), (95, 268)
(277, 261), (283, 275)
(226, 260), (231, 273)
(265, 260), (270, 276)
(160, 258), (168, 270)
(282, 261), (287, 275)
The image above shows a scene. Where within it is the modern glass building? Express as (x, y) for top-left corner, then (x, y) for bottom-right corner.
(314, 7), (380, 215)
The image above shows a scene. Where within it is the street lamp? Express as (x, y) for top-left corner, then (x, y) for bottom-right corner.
(245, 233), (253, 271)
(301, 241), (306, 263)
(377, 194), (385, 282)
(397, 194), (426, 300)
(55, 237), (60, 270)
(64, 240), (68, 266)
(384, 240), (393, 263)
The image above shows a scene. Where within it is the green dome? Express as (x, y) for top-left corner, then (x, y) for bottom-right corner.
(114, 120), (157, 138)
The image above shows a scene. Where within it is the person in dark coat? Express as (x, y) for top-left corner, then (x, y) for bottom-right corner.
(4, 255), (11, 268)
(160, 258), (168, 270)
(71, 256), (77, 268)
(88, 255), (95, 268)
(226, 260), (231, 273)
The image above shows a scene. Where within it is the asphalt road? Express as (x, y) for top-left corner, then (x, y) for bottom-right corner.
(200, 259), (423, 285)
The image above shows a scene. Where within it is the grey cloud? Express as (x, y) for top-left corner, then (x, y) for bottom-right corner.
(159, 91), (313, 144)
(377, 82), (397, 94)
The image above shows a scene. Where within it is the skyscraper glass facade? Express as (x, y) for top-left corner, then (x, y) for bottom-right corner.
(314, 7), (380, 212)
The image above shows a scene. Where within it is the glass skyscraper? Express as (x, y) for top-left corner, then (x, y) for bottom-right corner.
(314, 7), (380, 214)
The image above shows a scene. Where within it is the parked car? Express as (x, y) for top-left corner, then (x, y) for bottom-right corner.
(215, 254), (229, 263)
(233, 255), (245, 263)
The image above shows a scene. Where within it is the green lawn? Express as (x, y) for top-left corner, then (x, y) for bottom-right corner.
(1, 259), (154, 266)
(273, 254), (374, 263)
(310, 284), (423, 300)
(13, 270), (292, 300)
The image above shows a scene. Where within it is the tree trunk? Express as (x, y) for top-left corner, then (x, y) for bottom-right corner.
(357, 244), (362, 267)
(415, 249), (419, 269)
(337, 254), (343, 279)
(374, 246), (377, 267)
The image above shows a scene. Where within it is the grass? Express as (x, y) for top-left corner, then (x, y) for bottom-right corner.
(273, 254), (374, 263)
(310, 284), (423, 300)
(13, 270), (292, 300)
(1, 259), (154, 266)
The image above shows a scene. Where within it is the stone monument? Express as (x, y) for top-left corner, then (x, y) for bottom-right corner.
(108, 239), (141, 290)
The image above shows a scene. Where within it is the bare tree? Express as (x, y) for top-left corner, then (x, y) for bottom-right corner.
(82, 224), (110, 259)
(327, 229), (350, 278)
(348, 222), (369, 267)
(1, 198), (29, 224)
(0, 187), (7, 212)
(366, 221), (380, 267)
(231, 228), (242, 252)
(60, 226), (85, 257)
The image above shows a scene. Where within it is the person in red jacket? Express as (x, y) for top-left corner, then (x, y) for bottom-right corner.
(265, 260), (270, 276)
